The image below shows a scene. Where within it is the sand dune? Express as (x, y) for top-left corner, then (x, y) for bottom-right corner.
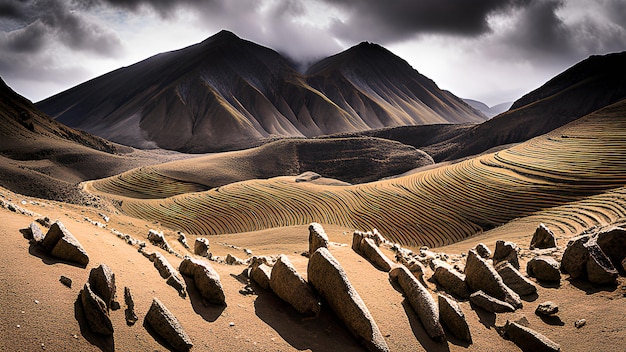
(86, 99), (626, 247)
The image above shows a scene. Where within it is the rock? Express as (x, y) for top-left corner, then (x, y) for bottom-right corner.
(29, 221), (45, 243)
(493, 240), (520, 269)
(503, 321), (560, 352)
(496, 262), (537, 296)
(150, 252), (186, 297)
(88, 264), (116, 309)
(585, 240), (618, 285)
(308, 248), (389, 352)
(308, 222), (329, 256)
(469, 291), (515, 313)
(353, 232), (395, 272)
(124, 287), (138, 325)
(535, 301), (558, 316)
(42, 221), (89, 266)
(438, 294), (471, 343)
(561, 235), (592, 278)
(179, 256), (226, 305)
(527, 256), (561, 282)
(250, 263), (272, 290)
(595, 227), (626, 269)
(194, 237), (210, 257)
(530, 224), (557, 249)
(575, 319), (586, 328)
(622, 258), (626, 272)
(60, 276), (72, 288)
(475, 243), (491, 259)
(405, 259), (426, 281)
(295, 171), (321, 182)
(432, 260), (470, 299)
(225, 253), (246, 265)
(269, 255), (320, 316)
(177, 232), (190, 249)
(464, 249), (522, 308)
(144, 298), (193, 352)
(390, 265), (445, 342)
(80, 283), (113, 336)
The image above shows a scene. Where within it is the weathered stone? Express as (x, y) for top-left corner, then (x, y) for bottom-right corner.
(124, 287), (138, 325)
(308, 248), (389, 352)
(438, 294), (471, 343)
(194, 237), (210, 257)
(80, 283), (113, 336)
(405, 258), (426, 281)
(504, 321), (560, 352)
(586, 240), (618, 285)
(595, 227), (626, 269)
(535, 301), (558, 316)
(432, 260), (469, 299)
(493, 240), (520, 269)
(353, 232), (395, 272)
(144, 298), (193, 352)
(29, 221), (45, 243)
(179, 256), (225, 305)
(561, 235), (592, 278)
(475, 243), (491, 259)
(88, 264), (116, 309)
(530, 224), (557, 249)
(469, 291), (515, 313)
(177, 232), (190, 249)
(390, 265), (445, 342)
(527, 256), (561, 282)
(150, 252), (186, 297)
(575, 319), (586, 328)
(225, 253), (245, 265)
(464, 249), (522, 308)
(496, 262), (537, 296)
(60, 276), (72, 288)
(250, 263), (272, 290)
(269, 255), (319, 316)
(42, 222), (89, 266)
(308, 222), (329, 256)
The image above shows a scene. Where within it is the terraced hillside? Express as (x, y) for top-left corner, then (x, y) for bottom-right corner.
(86, 100), (626, 247)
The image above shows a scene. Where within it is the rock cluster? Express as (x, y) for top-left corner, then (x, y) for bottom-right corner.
(79, 264), (117, 336)
(464, 249), (522, 308)
(147, 229), (176, 255)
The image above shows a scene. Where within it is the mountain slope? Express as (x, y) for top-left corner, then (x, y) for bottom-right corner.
(463, 99), (512, 118)
(37, 31), (485, 153)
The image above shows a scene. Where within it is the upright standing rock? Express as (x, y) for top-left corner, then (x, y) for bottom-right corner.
(144, 298), (193, 352)
(432, 260), (469, 299)
(269, 255), (320, 316)
(308, 248), (389, 352)
(530, 224), (557, 249)
(464, 250), (522, 308)
(308, 223), (329, 256)
(561, 235), (591, 278)
(493, 240), (520, 269)
(438, 294), (471, 343)
(595, 227), (626, 269)
(124, 287), (138, 325)
(194, 237), (210, 257)
(475, 243), (492, 259)
(88, 264), (116, 309)
(80, 283), (114, 336)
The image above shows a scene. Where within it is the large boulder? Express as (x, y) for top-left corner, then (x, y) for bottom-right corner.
(179, 257), (226, 305)
(80, 283), (114, 336)
(389, 265), (445, 342)
(585, 240), (618, 285)
(308, 247), (389, 352)
(41, 221), (89, 266)
(595, 227), (626, 269)
(432, 260), (469, 299)
(561, 235), (592, 278)
(496, 262), (537, 296)
(352, 232), (395, 272)
(194, 237), (210, 257)
(144, 298), (193, 352)
(150, 252), (186, 297)
(469, 291), (515, 313)
(464, 250), (522, 308)
(438, 294), (471, 343)
(88, 264), (116, 309)
(527, 256), (561, 283)
(308, 223), (329, 256)
(493, 240), (520, 269)
(530, 223), (557, 249)
(269, 255), (320, 316)
(503, 321), (560, 352)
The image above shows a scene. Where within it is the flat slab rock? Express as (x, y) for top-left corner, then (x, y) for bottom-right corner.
(504, 320), (560, 352)
(438, 294), (471, 343)
(144, 298), (193, 352)
(470, 291), (515, 313)
(41, 221), (89, 266)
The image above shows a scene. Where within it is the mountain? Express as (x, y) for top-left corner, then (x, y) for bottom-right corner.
(463, 99), (512, 118)
(37, 31), (486, 153)
(427, 51), (626, 161)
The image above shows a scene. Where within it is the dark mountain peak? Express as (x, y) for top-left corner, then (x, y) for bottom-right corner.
(199, 29), (242, 47)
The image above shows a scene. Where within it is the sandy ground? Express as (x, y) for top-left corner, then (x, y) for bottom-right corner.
(1, 186), (625, 352)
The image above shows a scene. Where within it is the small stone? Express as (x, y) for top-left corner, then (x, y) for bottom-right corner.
(60, 276), (72, 288)
(229, 322), (235, 327)
(575, 319), (586, 328)
(34, 300), (39, 304)
(535, 301), (559, 316)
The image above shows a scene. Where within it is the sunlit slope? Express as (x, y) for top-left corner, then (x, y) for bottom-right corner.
(93, 100), (626, 247)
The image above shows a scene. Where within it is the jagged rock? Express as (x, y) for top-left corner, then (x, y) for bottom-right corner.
(493, 240), (520, 269)
(40, 221), (89, 266)
(503, 321), (560, 352)
(144, 298), (193, 352)
(352, 232), (395, 272)
(80, 283), (113, 336)
(527, 256), (561, 282)
(595, 227), (626, 269)
(438, 294), (471, 343)
(269, 255), (320, 316)
(29, 221), (45, 243)
(177, 232), (190, 249)
(124, 287), (138, 325)
(535, 301), (558, 316)
(496, 262), (537, 296)
(530, 224), (557, 249)
(225, 253), (246, 265)
(194, 237), (210, 257)
(432, 260), (469, 299)
(561, 235), (591, 278)
(150, 252), (186, 297)
(147, 229), (176, 253)
(308, 222), (329, 256)
(250, 263), (272, 290)
(88, 264), (116, 309)
(469, 291), (515, 313)
(586, 240), (618, 285)
(308, 247), (389, 352)
(405, 258), (426, 280)
(475, 243), (491, 259)
(390, 265), (445, 342)
(179, 256), (226, 305)
(464, 249), (522, 308)
(60, 276), (72, 288)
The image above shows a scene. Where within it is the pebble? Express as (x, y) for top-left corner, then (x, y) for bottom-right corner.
(34, 300), (39, 304)
(575, 319), (586, 328)
(229, 322), (235, 327)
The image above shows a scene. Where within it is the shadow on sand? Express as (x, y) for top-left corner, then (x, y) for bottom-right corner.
(74, 294), (114, 352)
(181, 276), (226, 322)
(401, 300), (451, 352)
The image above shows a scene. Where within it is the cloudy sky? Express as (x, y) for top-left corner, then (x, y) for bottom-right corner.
(1, 0), (625, 106)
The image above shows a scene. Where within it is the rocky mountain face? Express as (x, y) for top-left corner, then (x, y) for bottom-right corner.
(37, 31), (486, 153)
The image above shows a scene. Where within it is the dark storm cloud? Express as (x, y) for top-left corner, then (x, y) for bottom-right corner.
(0, 0), (24, 18)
